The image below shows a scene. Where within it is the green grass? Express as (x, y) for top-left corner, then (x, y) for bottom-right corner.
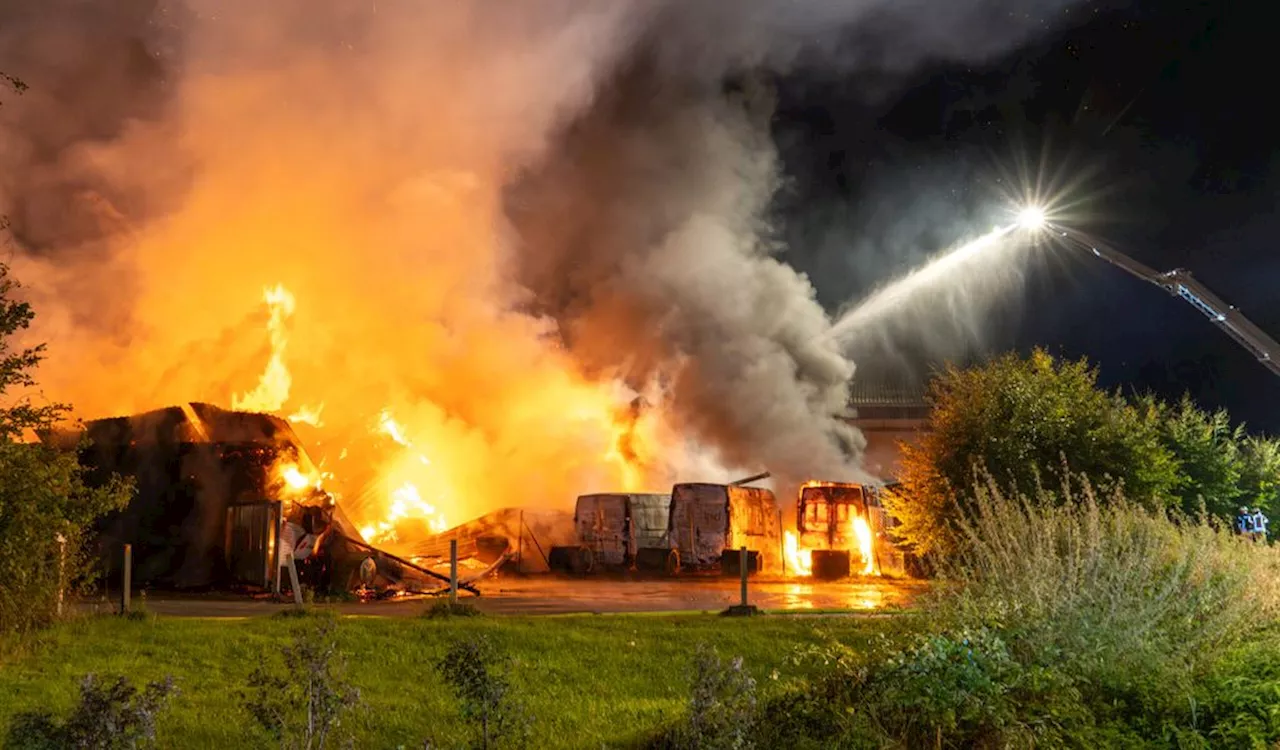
(0, 612), (898, 748)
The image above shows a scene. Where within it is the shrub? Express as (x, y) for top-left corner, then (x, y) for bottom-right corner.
(932, 473), (1280, 677)
(242, 615), (361, 750)
(756, 628), (1087, 748)
(758, 474), (1280, 747)
(424, 599), (481, 619)
(1193, 627), (1280, 747)
(0, 264), (134, 635)
(5, 673), (177, 750)
(889, 350), (1179, 556)
(0, 436), (133, 634)
(434, 636), (530, 750)
(671, 643), (760, 750)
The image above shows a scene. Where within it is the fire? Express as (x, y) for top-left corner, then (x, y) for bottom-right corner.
(270, 460), (328, 511)
(217, 284), (671, 554)
(23, 37), (697, 552)
(288, 403), (325, 427)
(359, 481), (448, 543)
(784, 531), (812, 577)
(852, 515), (876, 576)
(232, 285), (296, 413)
(281, 464), (311, 490)
(377, 410), (411, 447)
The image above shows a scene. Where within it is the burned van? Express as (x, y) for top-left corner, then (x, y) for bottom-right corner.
(549, 492), (672, 573)
(666, 483), (782, 574)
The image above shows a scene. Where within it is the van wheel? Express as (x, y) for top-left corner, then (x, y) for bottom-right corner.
(570, 546), (594, 575)
(664, 549), (681, 576)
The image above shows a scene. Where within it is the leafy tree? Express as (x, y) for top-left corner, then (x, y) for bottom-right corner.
(1240, 435), (1280, 516)
(434, 635), (530, 749)
(1137, 394), (1245, 518)
(887, 349), (1180, 556)
(242, 615), (361, 750)
(0, 264), (133, 634)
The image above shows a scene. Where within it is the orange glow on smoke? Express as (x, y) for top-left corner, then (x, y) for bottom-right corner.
(14, 37), (714, 557)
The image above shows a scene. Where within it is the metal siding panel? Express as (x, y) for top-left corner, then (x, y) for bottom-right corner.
(575, 494), (628, 565)
(628, 494), (671, 550)
(670, 484), (729, 567)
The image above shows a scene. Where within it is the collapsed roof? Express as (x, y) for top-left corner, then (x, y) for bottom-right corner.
(46, 402), (361, 588)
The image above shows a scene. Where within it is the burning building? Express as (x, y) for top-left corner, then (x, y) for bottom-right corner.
(44, 402), (507, 595)
(43, 402), (342, 589)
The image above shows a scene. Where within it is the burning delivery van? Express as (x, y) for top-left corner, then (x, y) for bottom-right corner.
(665, 482), (782, 574)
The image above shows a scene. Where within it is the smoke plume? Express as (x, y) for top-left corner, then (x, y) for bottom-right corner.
(1, 0), (1077, 536)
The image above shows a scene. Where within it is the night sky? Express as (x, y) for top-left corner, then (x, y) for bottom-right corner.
(774, 0), (1279, 433)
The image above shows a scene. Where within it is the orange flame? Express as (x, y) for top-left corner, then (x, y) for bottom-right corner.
(232, 285), (296, 413)
(852, 515), (876, 576)
(288, 403), (325, 427)
(359, 481), (448, 543)
(784, 531), (812, 577)
(17, 21), (743, 560)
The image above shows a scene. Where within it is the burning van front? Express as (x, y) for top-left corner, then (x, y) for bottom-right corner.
(786, 481), (878, 579)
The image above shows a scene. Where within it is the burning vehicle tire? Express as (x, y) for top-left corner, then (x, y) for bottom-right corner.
(810, 549), (851, 580)
(634, 547), (679, 575)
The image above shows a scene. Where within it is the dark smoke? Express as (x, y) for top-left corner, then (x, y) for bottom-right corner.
(504, 53), (864, 486)
(0, 0), (187, 340)
(504, 0), (1081, 485)
(2, 0), (1083, 499)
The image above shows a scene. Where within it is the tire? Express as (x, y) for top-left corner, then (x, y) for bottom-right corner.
(569, 546), (595, 575)
(634, 547), (671, 572)
(547, 546), (574, 572)
(664, 549), (681, 576)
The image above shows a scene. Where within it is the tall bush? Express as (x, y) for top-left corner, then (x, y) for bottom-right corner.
(889, 349), (1179, 556)
(434, 635), (530, 750)
(1240, 435), (1280, 516)
(932, 474), (1280, 686)
(1138, 394), (1245, 517)
(242, 615), (361, 750)
(758, 475), (1280, 747)
(0, 265), (132, 634)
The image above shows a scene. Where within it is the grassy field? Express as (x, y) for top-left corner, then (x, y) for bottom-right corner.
(0, 611), (902, 748)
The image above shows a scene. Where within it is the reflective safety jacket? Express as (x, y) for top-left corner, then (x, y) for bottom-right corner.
(1252, 512), (1269, 538)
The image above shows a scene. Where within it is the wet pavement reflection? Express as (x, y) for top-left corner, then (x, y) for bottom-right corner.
(118, 575), (926, 618)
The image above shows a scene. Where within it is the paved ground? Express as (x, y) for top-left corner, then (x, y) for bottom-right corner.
(88, 575), (926, 618)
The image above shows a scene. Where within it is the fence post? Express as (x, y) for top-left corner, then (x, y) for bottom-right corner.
(56, 534), (67, 617)
(739, 545), (748, 607)
(778, 509), (785, 576)
(449, 539), (459, 604)
(285, 553), (304, 607)
(120, 544), (132, 615)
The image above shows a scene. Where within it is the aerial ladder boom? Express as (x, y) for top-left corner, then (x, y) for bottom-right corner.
(1049, 224), (1280, 379)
